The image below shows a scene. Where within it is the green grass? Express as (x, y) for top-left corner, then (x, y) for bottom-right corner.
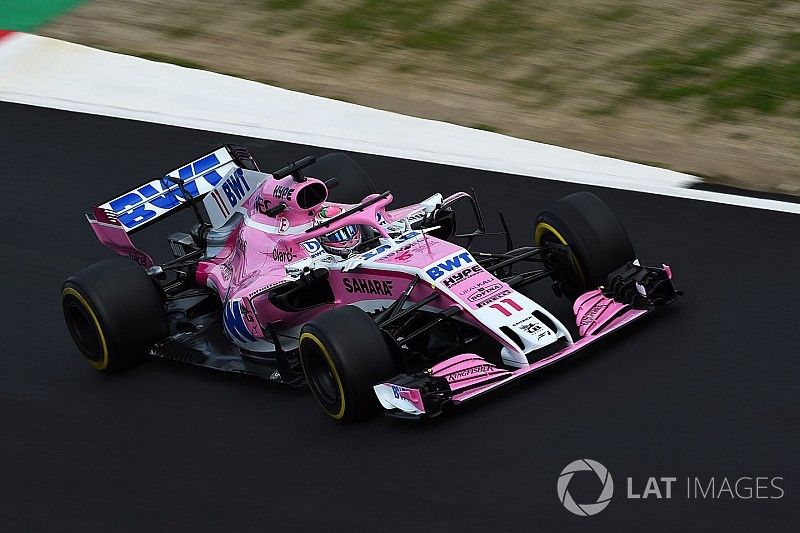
(262, 0), (309, 9)
(110, 1), (800, 127)
(593, 4), (636, 23)
(320, 0), (441, 41)
(164, 25), (200, 39)
(630, 29), (800, 120)
(313, 0), (532, 55)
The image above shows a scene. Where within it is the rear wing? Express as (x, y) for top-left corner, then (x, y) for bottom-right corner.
(93, 144), (259, 233)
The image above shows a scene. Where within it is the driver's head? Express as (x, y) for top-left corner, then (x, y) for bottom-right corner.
(316, 206), (362, 257)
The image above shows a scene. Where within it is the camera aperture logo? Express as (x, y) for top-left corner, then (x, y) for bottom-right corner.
(557, 459), (614, 516)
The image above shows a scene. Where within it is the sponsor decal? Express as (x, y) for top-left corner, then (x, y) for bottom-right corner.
(466, 283), (503, 303)
(343, 277), (394, 296)
(486, 296), (524, 315)
(235, 234), (247, 254)
(127, 250), (149, 268)
(518, 322), (543, 334)
(426, 251), (475, 281)
(512, 315), (533, 327)
(517, 321), (551, 339)
(223, 299), (257, 343)
(360, 244), (392, 261)
(383, 243), (416, 263)
(273, 184), (294, 201)
(376, 211), (386, 225)
(475, 289), (512, 308)
(359, 231), (421, 261)
(579, 303), (607, 327)
(255, 196), (270, 215)
(442, 265), (483, 288)
(219, 261), (233, 281)
(107, 153), (224, 230)
(457, 277), (492, 296)
(408, 211), (426, 223)
(301, 239), (324, 257)
(390, 384), (412, 402)
(444, 364), (495, 382)
(241, 301), (256, 323)
(272, 246), (296, 262)
(394, 249), (415, 262)
(396, 230), (421, 243)
(278, 216), (290, 233)
(219, 168), (251, 210)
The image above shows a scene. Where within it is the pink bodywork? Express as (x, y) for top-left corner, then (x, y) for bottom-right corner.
(192, 174), (474, 343)
(88, 207), (154, 268)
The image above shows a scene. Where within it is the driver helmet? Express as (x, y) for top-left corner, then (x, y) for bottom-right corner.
(317, 206), (362, 257)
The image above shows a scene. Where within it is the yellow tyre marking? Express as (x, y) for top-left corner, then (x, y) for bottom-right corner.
(534, 222), (567, 247)
(534, 222), (587, 287)
(299, 332), (346, 419)
(62, 287), (109, 371)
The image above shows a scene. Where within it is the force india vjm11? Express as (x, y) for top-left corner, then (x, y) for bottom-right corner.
(61, 145), (679, 422)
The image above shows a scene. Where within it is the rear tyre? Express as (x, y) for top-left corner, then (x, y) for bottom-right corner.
(310, 152), (377, 204)
(61, 257), (168, 373)
(534, 192), (636, 299)
(299, 306), (397, 423)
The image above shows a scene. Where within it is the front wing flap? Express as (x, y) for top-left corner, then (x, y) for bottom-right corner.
(374, 262), (678, 418)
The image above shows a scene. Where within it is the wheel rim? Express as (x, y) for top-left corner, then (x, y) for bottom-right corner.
(307, 350), (339, 404)
(536, 223), (586, 294)
(300, 334), (345, 418)
(62, 292), (104, 364)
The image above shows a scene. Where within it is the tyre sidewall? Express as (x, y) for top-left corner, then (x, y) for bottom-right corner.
(62, 257), (167, 372)
(536, 192), (636, 293)
(299, 306), (396, 422)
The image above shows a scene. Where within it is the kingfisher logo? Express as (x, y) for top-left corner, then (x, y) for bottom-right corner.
(426, 251), (475, 281)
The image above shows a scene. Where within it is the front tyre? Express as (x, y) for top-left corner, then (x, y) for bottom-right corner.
(61, 257), (168, 373)
(299, 306), (397, 423)
(535, 192), (636, 299)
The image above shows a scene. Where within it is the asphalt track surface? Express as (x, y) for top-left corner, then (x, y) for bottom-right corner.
(1, 102), (798, 532)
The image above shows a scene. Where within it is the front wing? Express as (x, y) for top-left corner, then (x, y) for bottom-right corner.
(374, 262), (678, 417)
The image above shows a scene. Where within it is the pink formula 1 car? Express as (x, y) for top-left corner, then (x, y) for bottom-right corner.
(61, 145), (678, 422)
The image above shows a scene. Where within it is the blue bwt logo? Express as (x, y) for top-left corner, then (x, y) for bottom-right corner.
(426, 251), (474, 281)
(108, 153), (223, 229)
(220, 168), (251, 208)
